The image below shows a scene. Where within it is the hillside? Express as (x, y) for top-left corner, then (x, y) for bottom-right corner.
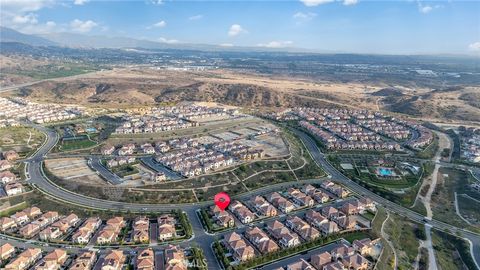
(8, 68), (479, 124)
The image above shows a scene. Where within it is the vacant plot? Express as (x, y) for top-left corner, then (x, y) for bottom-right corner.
(371, 208), (396, 270)
(457, 195), (480, 226)
(384, 213), (423, 269)
(244, 171), (296, 189)
(123, 189), (196, 204)
(195, 182), (248, 201)
(431, 167), (478, 228)
(0, 126), (45, 157)
(432, 230), (477, 270)
(147, 171), (234, 189)
(45, 158), (104, 185)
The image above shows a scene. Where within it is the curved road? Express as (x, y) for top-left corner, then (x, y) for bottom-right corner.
(293, 130), (480, 269)
(19, 124), (480, 269)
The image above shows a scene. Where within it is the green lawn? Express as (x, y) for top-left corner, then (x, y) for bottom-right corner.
(59, 138), (98, 151)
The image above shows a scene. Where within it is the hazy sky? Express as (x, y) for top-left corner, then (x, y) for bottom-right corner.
(1, 0), (479, 54)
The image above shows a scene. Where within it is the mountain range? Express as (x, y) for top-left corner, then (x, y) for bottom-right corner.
(0, 26), (314, 53)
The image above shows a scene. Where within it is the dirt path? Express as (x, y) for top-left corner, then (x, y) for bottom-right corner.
(454, 192), (472, 225)
(413, 130), (451, 218)
(413, 240), (426, 270)
(424, 225), (438, 270)
(26, 131), (32, 147)
(381, 211), (398, 270)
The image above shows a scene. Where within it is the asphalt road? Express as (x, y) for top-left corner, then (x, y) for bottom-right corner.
(89, 156), (124, 185)
(13, 123), (480, 269)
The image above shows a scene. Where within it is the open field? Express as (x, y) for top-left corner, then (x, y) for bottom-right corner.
(431, 167), (479, 229)
(383, 213), (424, 269)
(0, 126), (45, 157)
(432, 230), (478, 270)
(0, 54), (101, 87)
(370, 207), (396, 270)
(457, 194), (480, 226)
(45, 158), (105, 185)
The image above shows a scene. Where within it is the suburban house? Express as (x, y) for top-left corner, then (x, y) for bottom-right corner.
(342, 254), (369, 270)
(305, 210), (328, 228)
(101, 250), (126, 270)
(5, 248), (42, 270)
(69, 251), (97, 270)
(287, 188), (315, 207)
(210, 205), (235, 228)
(310, 251), (332, 270)
(133, 216), (150, 243)
(136, 248), (155, 270)
(0, 217), (16, 231)
(245, 226), (279, 254)
(164, 245), (187, 270)
(285, 216), (320, 241)
(3, 150), (19, 161)
(19, 223), (41, 238)
(0, 171), (16, 184)
(158, 215), (176, 241)
(320, 221), (340, 236)
(250, 196), (278, 217)
(39, 226), (62, 241)
(35, 249), (67, 270)
(265, 192), (295, 213)
(0, 243), (15, 261)
(266, 220), (301, 248)
(229, 200), (255, 224)
(4, 182), (24, 196)
(0, 160), (12, 171)
(331, 244), (356, 259)
(286, 258), (315, 270)
(223, 232), (255, 262)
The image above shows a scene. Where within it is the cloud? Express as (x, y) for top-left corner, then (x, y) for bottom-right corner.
(70, 19), (98, 33)
(228, 24), (247, 37)
(16, 20), (59, 35)
(150, 0), (163, 5)
(1, 0), (55, 12)
(257, 40), (293, 48)
(417, 2), (442, 14)
(468, 42), (480, 52)
(73, 0), (89, 5)
(189, 14), (203, 21)
(343, 0), (358, 6)
(419, 5), (432, 13)
(293, 12), (317, 22)
(151, 20), (166, 28)
(219, 43), (234, 47)
(299, 0), (334, 7)
(12, 13), (38, 24)
(158, 37), (179, 44)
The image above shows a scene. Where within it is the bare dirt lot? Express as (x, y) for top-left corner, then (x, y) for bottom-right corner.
(45, 158), (104, 185)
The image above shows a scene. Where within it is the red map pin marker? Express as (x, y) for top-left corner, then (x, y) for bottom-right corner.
(214, 192), (231, 211)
